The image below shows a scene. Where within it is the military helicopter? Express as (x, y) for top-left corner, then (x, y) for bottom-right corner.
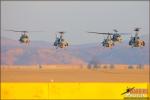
(88, 32), (115, 48)
(53, 32), (69, 49)
(129, 28), (145, 47)
(5, 29), (43, 44)
(88, 29), (130, 47)
(5, 30), (30, 44)
(111, 29), (123, 43)
(101, 33), (115, 48)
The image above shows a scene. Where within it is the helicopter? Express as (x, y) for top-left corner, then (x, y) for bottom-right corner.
(5, 30), (30, 44)
(53, 32), (69, 49)
(102, 33), (115, 48)
(89, 29), (129, 43)
(5, 29), (43, 44)
(129, 28), (145, 47)
(88, 32), (115, 48)
(88, 29), (131, 47)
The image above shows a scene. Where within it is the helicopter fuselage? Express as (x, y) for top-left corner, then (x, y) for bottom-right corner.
(129, 36), (145, 47)
(112, 34), (122, 42)
(102, 38), (114, 48)
(19, 34), (30, 44)
(54, 36), (68, 48)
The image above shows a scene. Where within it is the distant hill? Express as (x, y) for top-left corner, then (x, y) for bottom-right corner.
(1, 37), (149, 65)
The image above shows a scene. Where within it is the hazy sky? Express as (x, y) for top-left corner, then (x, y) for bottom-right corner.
(1, 1), (149, 45)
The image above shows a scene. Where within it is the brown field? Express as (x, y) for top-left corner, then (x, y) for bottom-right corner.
(1, 64), (149, 82)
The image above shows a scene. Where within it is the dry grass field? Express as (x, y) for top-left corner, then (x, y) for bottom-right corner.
(1, 64), (149, 82)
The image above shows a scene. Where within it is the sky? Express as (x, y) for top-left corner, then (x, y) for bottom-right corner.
(1, 1), (149, 45)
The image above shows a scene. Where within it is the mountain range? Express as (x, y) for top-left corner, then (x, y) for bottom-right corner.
(1, 37), (149, 65)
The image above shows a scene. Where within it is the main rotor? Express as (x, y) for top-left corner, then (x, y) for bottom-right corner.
(88, 32), (113, 35)
(59, 31), (65, 34)
(5, 29), (43, 34)
(134, 28), (141, 32)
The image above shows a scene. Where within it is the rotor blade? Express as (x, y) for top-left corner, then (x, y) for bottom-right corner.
(88, 32), (113, 35)
(5, 29), (28, 33)
(134, 27), (141, 31)
(5, 29), (23, 32)
(88, 32), (99, 33)
(28, 31), (44, 32)
(96, 33), (113, 35)
(5, 29), (45, 33)
(5, 29), (14, 31)
(117, 33), (132, 35)
(59, 31), (65, 34)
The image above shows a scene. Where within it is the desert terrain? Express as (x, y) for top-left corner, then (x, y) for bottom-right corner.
(1, 64), (149, 82)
